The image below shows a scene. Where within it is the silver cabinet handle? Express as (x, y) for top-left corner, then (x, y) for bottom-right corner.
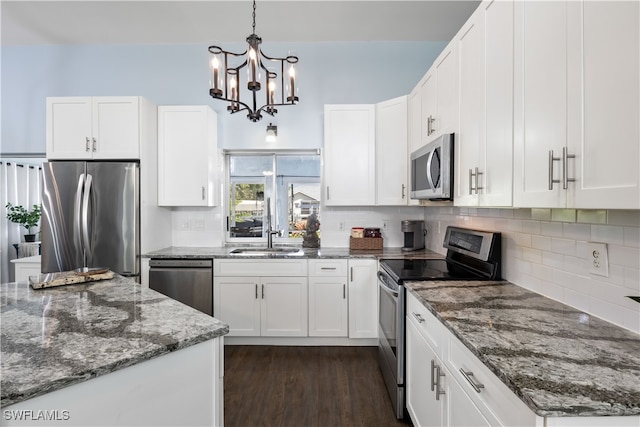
(255, 284), (258, 299)
(459, 369), (485, 393)
(326, 186), (330, 200)
(427, 115), (436, 136)
(469, 167), (484, 195)
(548, 150), (561, 190)
(475, 167), (483, 194)
(435, 365), (446, 400)
(402, 184), (406, 199)
(262, 284), (265, 299)
(562, 147), (575, 189)
(350, 267), (353, 282)
(343, 284), (346, 299)
(320, 267), (336, 270)
(412, 312), (425, 323)
(431, 359), (437, 392)
(92, 137), (97, 152)
(202, 186), (205, 200)
(85, 137), (90, 152)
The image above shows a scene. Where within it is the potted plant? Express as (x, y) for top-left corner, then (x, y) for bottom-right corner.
(5, 203), (42, 242)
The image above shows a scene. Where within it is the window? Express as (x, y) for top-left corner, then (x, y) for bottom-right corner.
(227, 152), (321, 243)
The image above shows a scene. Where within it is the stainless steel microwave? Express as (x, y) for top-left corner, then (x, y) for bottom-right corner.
(410, 133), (454, 200)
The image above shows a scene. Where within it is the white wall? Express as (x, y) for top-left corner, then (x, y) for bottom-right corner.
(423, 207), (640, 334)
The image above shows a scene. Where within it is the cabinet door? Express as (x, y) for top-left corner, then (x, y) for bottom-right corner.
(406, 318), (444, 427)
(158, 106), (218, 206)
(376, 96), (408, 205)
(567, 0), (640, 209)
(91, 97), (140, 159)
(435, 44), (459, 139)
(407, 86), (422, 206)
(46, 97), (93, 159)
(445, 367), (491, 427)
(348, 259), (377, 339)
(420, 72), (437, 142)
(308, 277), (348, 337)
(481, 0), (514, 207)
(261, 277), (308, 337)
(214, 277), (261, 336)
(455, 10), (484, 207)
(323, 105), (376, 206)
(513, 1), (568, 208)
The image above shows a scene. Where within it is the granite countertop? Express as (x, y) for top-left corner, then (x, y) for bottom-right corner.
(405, 280), (640, 418)
(144, 246), (444, 260)
(0, 275), (229, 407)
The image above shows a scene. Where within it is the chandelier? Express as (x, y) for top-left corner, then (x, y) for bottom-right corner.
(208, 0), (299, 122)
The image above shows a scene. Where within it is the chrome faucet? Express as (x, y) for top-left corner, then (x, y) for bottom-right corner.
(266, 197), (278, 248)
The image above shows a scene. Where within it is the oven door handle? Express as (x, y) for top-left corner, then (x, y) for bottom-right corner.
(378, 272), (399, 298)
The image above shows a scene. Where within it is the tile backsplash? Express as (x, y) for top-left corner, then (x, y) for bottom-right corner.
(423, 207), (640, 334)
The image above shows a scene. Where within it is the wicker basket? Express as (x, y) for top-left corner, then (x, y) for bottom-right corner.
(349, 237), (383, 250)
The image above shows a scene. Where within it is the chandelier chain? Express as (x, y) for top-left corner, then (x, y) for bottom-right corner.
(252, 0), (256, 35)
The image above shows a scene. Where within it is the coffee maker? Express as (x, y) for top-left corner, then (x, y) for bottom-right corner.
(401, 220), (426, 251)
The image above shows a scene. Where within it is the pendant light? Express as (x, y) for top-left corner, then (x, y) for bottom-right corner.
(208, 0), (299, 122)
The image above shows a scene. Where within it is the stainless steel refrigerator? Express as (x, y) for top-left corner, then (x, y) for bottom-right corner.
(41, 161), (140, 278)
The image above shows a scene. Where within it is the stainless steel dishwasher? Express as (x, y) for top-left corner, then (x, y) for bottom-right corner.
(149, 259), (213, 316)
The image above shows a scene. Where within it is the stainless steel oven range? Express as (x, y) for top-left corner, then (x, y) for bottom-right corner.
(377, 226), (501, 419)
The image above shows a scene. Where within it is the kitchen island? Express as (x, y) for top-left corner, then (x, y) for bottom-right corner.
(405, 280), (640, 425)
(1, 275), (229, 426)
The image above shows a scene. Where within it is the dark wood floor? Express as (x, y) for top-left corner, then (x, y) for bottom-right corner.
(224, 345), (412, 427)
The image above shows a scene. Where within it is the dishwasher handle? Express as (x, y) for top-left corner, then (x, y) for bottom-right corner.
(149, 259), (213, 268)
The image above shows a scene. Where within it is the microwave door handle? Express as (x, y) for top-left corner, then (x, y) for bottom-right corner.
(425, 149), (436, 190)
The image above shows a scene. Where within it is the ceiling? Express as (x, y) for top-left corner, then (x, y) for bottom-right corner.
(1, 0), (481, 45)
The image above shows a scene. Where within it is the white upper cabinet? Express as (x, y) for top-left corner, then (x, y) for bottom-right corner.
(323, 104), (376, 206)
(157, 105), (220, 207)
(455, 0), (514, 207)
(566, 0), (640, 209)
(418, 43), (459, 146)
(376, 96), (409, 205)
(46, 97), (143, 160)
(514, 0), (639, 209)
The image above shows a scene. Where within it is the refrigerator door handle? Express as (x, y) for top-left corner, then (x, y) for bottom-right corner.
(74, 173), (85, 248)
(82, 174), (93, 256)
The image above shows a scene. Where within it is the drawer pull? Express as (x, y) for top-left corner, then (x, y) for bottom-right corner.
(435, 365), (446, 401)
(460, 369), (485, 393)
(412, 312), (425, 323)
(430, 359), (437, 391)
(320, 267), (337, 270)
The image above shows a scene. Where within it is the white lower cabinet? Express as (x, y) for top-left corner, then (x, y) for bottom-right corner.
(406, 318), (445, 426)
(406, 291), (538, 427)
(213, 259), (308, 337)
(348, 259), (378, 339)
(308, 259), (348, 337)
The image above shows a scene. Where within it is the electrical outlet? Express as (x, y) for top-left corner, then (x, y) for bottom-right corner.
(179, 220), (191, 231)
(193, 219), (205, 231)
(588, 242), (609, 277)
(338, 222), (344, 231)
(382, 219), (388, 230)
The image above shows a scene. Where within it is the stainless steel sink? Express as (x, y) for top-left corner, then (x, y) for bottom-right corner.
(229, 247), (303, 256)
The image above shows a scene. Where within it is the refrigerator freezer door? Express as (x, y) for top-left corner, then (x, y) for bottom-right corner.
(86, 162), (140, 276)
(41, 162), (86, 273)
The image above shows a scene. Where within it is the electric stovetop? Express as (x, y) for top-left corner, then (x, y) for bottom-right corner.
(380, 226), (502, 283)
(379, 258), (484, 283)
